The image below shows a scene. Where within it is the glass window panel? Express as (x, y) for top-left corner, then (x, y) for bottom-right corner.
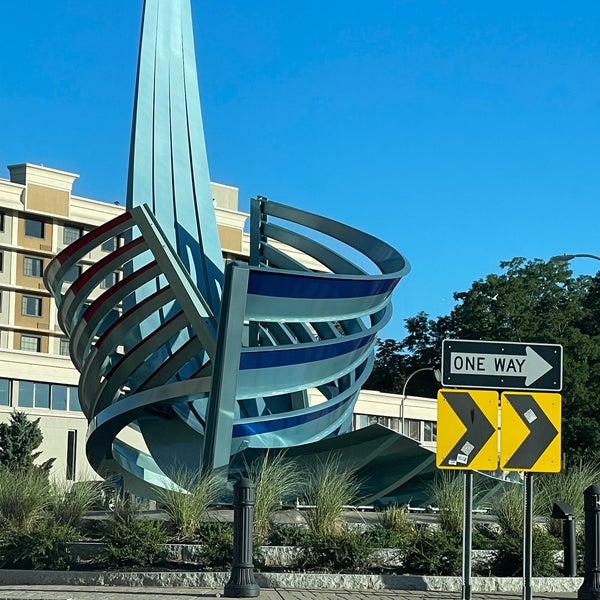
(35, 383), (50, 409)
(102, 237), (117, 252)
(63, 226), (82, 245)
(20, 335), (41, 352)
(69, 387), (81, 412)
(63, 265), (81, 283)
(0, 212), (5, 232)
(24, 218), (44, 238)
(0, 378), (10, 406)
(23, 256), (43, 277)
(66, 430), (77, 481)
(22, 296), (42, 317)
(51, 385), (68, 411)
(18, 380), (34, 407)
(59, 339), (70, 356)
(100, 272), (117, 289)
(403, 418), (420, 440)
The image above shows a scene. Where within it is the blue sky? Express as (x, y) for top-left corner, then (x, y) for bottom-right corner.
(1, 1), (599, 341)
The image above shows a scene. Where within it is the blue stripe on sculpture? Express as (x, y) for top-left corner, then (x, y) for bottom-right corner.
(247, 270), (399, 299)
(239, 334), (374, 369)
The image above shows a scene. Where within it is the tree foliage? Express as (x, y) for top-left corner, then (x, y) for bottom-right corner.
(366, 258), (600, 463)
(0, 411), (55, 475)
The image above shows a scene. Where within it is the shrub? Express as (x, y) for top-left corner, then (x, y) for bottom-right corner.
(300, 454), (361, 538)
(101, 500), (167, 568)
(537, 462), (600, 537)
(0, 467), (49, 530)
(489, 528), (561, 577)
(0, 520), (76, 570)
(245, 450), (303, 544)
(403, 527), (461, 576)
(154, 466), (223, 542)
(48, 478), (103, 529)
(269, 524), (310, 546)
(197, 522), (234, 568)
(492, 483), (524, 538)
(297, 530), (373, 572)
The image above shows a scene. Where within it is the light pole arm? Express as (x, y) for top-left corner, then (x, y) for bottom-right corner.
(550, 253), (600, 264)
(400, 366), (441, 434)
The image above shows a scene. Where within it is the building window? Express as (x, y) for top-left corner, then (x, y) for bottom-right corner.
(17, 380), (49, 408)
(100, 272), (117, 289)
(23, 256), (43, 277)
(0, 212), (5, 232)
(102, 237), (117, 252)
(423, 421), (437, 442)
(63, 264), (82, 283)
(51, 385), (68, 410)
(59, 338), (70, 356)
(69, 386), (81, 411)
(24, 218), (44, 239)
(0, 378), (10, 406)
(66, 430), (77, 481)
(20, 335), (41, 352)
(63, 226), (82, 245)
(22, 295), (42, 317)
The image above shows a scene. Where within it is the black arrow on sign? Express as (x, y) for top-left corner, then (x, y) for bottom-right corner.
(439, 390), (496, 468)
(502, 393), (559, 470)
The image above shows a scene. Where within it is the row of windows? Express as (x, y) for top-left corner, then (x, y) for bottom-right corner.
(25, 218), (118, 251)
(19, 334), (70, 355)
(0, 377), (81, 412)
(353, 414), (437, 443)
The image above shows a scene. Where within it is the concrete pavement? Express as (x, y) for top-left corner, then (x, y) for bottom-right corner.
(0, 586), (582, 600)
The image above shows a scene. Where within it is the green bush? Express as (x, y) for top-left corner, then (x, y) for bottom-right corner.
(269, 524), (310, 546)
(365, 526), (409, 549)
(245, 451), (303, 544)
(0, 520), (76, 570)
(488, 528), (561, 577)
(297, 530), (373, 572)
(197, 522), (234, 568)
(48, 479), (103, 529)
(101, 501), (167, 568)
(300, 454), (361, 538)
(154, 466), (223, 542)
(403, 527), (461, 575)
(0, 468), (49, 530)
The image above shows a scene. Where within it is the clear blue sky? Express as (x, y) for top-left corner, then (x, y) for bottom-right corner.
(1, 1), (599, 341)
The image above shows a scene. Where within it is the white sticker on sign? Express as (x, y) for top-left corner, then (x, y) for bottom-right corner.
(461, 441), (475, 456)
(456, 454), (469, 464)
(524, 409), (537, 423)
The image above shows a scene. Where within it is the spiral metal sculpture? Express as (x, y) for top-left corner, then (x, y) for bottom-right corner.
(44, 0), (411, 498)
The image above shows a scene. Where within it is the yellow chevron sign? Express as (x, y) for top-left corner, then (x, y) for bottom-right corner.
(436, 389), (499, 470)
(500, 392), (561, 472)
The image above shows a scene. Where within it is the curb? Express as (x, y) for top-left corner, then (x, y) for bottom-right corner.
(0, 570), (584, 593)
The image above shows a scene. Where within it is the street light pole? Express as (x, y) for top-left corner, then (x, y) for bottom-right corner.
(400, 366), (441, 435)
(550, 253), (600, 265)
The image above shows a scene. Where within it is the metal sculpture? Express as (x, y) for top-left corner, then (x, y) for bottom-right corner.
(44, 0), (412, 499)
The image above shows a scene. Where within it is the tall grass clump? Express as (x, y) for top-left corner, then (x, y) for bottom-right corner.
(0, 468), (49, 530)
(537, 461), (600, 537)
(245, 450), (303, 543)
(154, 466), (223, 541)
(492, 482), (524, 538)
(300, 454), (361, 538)
(428, 472), (465, 535)
(48, 478), (103, 529)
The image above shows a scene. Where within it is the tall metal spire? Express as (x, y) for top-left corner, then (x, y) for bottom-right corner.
(126, 0), (223, 312)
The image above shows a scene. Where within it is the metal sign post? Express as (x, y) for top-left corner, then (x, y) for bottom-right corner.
(462, 471), (473, 600)
(523, 473), (534, 600)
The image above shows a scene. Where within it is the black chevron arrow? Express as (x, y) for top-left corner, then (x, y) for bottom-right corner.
(439, 390), (496, 468)
(502, 393), (559, 470)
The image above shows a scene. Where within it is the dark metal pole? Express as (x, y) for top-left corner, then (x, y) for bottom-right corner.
(224, 477), (260, 598)
(523, 472), (534, 600)
(564, 515), (578, 577)
(462, 471), (473, 600)
(578, 484), (600, 599)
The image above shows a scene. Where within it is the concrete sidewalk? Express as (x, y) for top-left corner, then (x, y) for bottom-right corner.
(0, 587), (581, 600)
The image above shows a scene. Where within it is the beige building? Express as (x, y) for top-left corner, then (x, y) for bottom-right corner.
(0, 162), (437, 483)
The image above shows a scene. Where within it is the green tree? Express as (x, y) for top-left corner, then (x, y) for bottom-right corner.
(366, 258), (600, 463)
(0, 411), (55, 475)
